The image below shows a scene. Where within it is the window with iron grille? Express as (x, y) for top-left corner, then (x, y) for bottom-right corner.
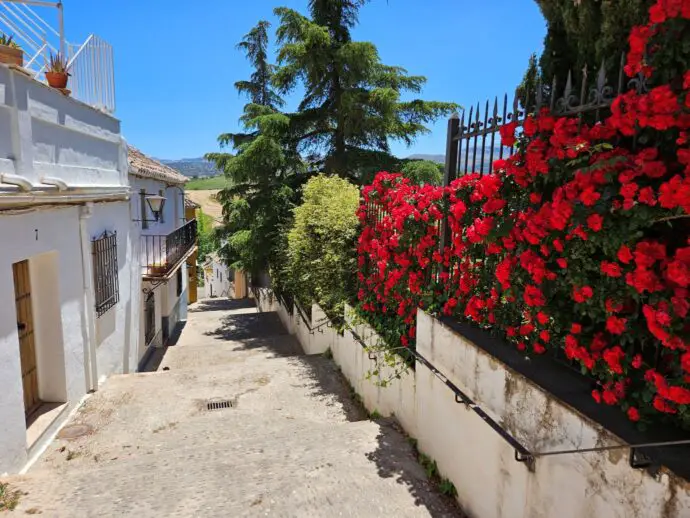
(92, 231), (120, 317)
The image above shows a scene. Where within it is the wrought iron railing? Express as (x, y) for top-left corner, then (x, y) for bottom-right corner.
(141, 219), (197, 278)
(144, 291), (156, 346)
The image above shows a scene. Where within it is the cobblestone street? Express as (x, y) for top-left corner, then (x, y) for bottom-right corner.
(3, 299), (461, 517)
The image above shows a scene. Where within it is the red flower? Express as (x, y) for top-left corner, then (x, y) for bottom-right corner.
(606, 316), (627, 335)
(557, 258), (568, 269)
(632, 354), (643, 369)
(579, 187), (601, 207)
(571, 323), (582, 334)
(618, 245), (634, 264)
(500, 121), (518, 147)
(602, 389), (619, 405)
(524, 285), (546, 307)
(653, 396), (677, 414)
(601, 261), (622, 278)
(536, 312), (549, 325)
(533, 342), (546, 354)
(539, 330), (550, 343)
(587, 214), (603, 232)
(627, 407), (640, 422)
(603, 346), (625, 374)
(592, 390), (602, 404)
(667, 386), (690, 405)
(573, 285), (594, 303)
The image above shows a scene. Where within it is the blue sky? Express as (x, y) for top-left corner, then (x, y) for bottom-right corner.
(63, 0), (545, 160)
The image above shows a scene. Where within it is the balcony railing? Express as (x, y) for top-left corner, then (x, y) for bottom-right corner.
(141, 219), (197, 278)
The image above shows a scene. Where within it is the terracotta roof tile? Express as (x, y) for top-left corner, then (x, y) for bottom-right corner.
(127, 146), (188, 185)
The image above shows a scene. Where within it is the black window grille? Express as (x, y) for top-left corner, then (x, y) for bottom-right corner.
(92, 231), (120, 317)
(176, 268), (182, 297)
(144, 291), (156, 345)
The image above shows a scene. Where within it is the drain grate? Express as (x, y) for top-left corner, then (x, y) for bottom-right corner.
(206, 400), (233, 411)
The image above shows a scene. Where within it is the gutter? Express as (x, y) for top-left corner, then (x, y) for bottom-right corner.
(0, 189), (130, 209)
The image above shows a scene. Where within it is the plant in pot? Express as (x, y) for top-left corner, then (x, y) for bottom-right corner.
(0, 33), (23, 67)
(45, 52), (70, 89)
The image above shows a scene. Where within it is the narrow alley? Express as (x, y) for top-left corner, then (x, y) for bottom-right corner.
(4, 299), (461, 517)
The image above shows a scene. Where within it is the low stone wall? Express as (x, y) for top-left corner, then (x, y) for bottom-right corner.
(255, 289), (690, 518)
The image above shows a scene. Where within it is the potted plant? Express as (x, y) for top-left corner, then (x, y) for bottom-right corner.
(0, 33), (23, 67)
(45, 52), (70, 89)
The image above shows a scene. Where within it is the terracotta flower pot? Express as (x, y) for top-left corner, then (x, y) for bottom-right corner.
(46, 71), (68, 89)
(0, 44), (22, 66)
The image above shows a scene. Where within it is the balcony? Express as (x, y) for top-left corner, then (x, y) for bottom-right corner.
(141, 219), (197, 279)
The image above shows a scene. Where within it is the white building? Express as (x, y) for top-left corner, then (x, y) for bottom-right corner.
(0, 64), (138, 474)
(127, 148), (195, 366)
(202, 253), (232, 299)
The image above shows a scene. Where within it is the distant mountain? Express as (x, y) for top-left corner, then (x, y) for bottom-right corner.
(406, 154), (445, 164)
(159, 157), (220, 178)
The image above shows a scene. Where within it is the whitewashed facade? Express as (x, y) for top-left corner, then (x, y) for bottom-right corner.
(202, 253), (232, 299)
(127, 148), (194, 367)
(0, 64), (139, 474)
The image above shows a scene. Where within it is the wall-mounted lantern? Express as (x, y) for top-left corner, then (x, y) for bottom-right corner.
(145, 194), (166, 222)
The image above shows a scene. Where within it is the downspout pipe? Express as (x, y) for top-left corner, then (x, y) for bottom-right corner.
(40, 177), (68, 191)
(78, 203), (98, 392)
(1, 174), (33, 191)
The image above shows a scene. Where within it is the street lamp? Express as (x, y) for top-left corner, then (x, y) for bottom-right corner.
(145, 194), (166, 221)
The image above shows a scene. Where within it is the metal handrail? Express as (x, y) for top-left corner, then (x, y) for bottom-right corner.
(67, 34), (116, 113)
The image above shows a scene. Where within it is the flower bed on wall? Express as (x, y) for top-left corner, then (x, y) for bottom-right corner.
(357, 1), (690, 428)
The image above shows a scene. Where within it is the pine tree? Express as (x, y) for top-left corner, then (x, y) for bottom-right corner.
(535, 0), (653, 84)
(206, 21), (303, 277)
(273, 0), (457, 178)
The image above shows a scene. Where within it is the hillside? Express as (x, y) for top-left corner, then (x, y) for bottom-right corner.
(160, 157), (220, 178)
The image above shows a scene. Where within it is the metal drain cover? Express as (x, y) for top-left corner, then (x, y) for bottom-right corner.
(57, 424), (94, 440)
(206, 399), (233, 411)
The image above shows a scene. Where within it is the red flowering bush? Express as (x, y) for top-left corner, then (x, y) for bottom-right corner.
(357, 0), (690, 429)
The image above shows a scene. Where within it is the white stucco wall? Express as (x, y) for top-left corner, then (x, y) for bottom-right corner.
(0, 200), (137, 474)
(129, 177), (185, 238)
(89, 201), (141, 381)
(203, 259), (231, 299)
(0, 64), (124, 188)
(414, 311), (690, 518)
(259, 289), (690, 518)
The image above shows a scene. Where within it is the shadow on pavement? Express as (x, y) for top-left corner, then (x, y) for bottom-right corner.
(189, 298), (255, 313)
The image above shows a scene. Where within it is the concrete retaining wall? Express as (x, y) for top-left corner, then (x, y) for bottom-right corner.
(255, 290), (690, 518)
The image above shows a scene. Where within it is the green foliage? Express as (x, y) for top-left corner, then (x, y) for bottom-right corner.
(0, 32), (19, 49)
(196, 209), (217, 263)
(535, 0), (653, 83)
(439, 479), (458, 498)
(0, 482), (20, 511)
(206, 21), (304, 278)
(283, 175), (360, 318)
(48, 52), (70, 74)
(273, 1), (458, 178)
(400, 160), (443, 185)
(185, 176), (227, 190)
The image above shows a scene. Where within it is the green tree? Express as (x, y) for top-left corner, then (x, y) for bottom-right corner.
(273, 0), (457, 178)
(206, 21), (305, 278)
(284, 175), (360, 318)
(535, 0), (653, 84)
(400, 160), (443, 185)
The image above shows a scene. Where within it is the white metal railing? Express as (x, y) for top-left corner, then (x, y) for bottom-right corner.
(0, 1), (115, 114)
(67, 34), (115, 114)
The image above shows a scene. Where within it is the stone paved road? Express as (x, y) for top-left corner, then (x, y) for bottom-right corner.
(3, 299), (462, 517)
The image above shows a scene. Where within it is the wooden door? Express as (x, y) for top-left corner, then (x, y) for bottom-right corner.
(13, 260), (40, 418)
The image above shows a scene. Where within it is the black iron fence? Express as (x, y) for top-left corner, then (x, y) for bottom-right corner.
(92, 230), (119, 317)
(445, 53), (649, 181)
(141, 219), (197, 278)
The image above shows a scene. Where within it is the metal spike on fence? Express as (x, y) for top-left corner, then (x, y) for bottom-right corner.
(458, 111), (465, 175)
(536, 78), (543, 112)
(471, 103), (480, 173)
(488, 98), (498, 174)
(480, 100), (489, 174)
(550, 74), (557, 112)
(617, 52), (626, 95)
